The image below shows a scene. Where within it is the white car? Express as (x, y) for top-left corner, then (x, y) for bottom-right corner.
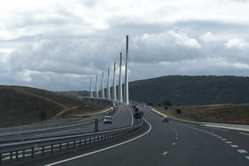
(103, 115), (112, 124)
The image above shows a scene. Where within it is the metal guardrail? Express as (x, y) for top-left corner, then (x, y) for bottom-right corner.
(0, 120), (144, 164)
(0, 107), (116, 144)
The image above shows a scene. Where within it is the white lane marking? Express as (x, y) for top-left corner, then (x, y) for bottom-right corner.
(182, 125), (217, 137)
(239, 132), (249, 136)
(225, 141), (232, 144)
(245, 156), (249, 160)
(151, 108), (167, 118)
(210, 128), (230, 132)
(221, 138), (227, 141)
(172, 142), (176, 146)
(230, 145), (239, 148)
(237, 149), (248, 153)
(45, 119), (152, 166)
(204, 124), (249, 132)
(162, 151), (168, 156)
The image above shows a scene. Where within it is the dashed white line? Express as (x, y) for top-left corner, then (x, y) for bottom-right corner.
(172, 142), (176, 146)
(225, 141), (232, 144)
(245, 156), (249, 160)
(162, 151), (168, 156)
(237, 149), (248, 153)
(221, 138), (227, 141)
(230, 145), (239, 148)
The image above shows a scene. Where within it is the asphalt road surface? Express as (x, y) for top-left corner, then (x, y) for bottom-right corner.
(0, 105), (132, 144)
(35, 105), (249, 166)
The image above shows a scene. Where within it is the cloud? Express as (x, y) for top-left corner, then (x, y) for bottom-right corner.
(225, 38), (249, 49)
(130, 31), (201, 63)
(0, 0), (249, 90)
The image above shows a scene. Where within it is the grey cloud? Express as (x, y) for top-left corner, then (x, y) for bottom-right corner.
(1, 7), (249, 90)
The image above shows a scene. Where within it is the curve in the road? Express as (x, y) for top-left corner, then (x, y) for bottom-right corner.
(45, 119), (152, 166)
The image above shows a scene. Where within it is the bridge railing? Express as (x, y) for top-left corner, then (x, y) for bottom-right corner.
(0, 119), (145, 164)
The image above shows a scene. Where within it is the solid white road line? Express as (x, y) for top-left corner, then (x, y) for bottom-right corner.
(239, 132), (249, 136)
(162, 151), (168, 156)
(204, 124), (249, 132)
(230, 145), (239, 148)
(151, 108), (167, 118)
(45, 119), (152, 166)
(237, 149), (248, 153)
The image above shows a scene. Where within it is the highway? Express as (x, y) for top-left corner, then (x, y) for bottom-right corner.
(0, 105), (132, 144)
(26, 105), (248, 166)
(3, 105), (249, 166)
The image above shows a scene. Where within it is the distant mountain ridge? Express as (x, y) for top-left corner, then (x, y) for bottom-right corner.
(129, 75), (249, 105)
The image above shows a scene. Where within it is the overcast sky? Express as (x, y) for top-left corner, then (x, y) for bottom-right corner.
(0, 0), (249, 91)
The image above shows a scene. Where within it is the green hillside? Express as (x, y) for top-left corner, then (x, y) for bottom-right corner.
(0, 86), (107, 127)
(129, 75), (249, 105)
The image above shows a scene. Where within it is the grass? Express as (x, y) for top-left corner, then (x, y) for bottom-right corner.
(157, 104), (249, 125)
(0, 86), (109, 127)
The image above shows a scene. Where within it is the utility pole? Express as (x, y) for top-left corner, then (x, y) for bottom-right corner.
(119, 52), (123, 102)
(107, 68), (111, 100)
(90, 78), (93, 98)
(95, 74), (99, 98)
(125, 35), (129, 105)
(101, 72), (105, 98)
(113, 62), (117, 101)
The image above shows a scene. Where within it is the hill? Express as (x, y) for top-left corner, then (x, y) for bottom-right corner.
(129, 75), (249, 105)
(0, 86), (107, 127)
(157, 104), (249, 124)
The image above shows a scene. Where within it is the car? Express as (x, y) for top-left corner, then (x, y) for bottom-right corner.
(103, 115), (112, 124)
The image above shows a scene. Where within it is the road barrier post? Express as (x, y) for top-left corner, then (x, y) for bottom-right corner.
(94, 119), (99, 132)
(10, 151), (13, 160)
(0, 118), (145, 164)
(31, 147), (34, 158)
(16, 150), (18, 160)
(22, 149), (25, 158)
(42, 146), (45, 155)
(51, 145), (53, 153)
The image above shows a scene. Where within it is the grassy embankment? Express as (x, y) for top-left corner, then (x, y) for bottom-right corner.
(156, 104), (249, 125)
(0, 86), (109, 127)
